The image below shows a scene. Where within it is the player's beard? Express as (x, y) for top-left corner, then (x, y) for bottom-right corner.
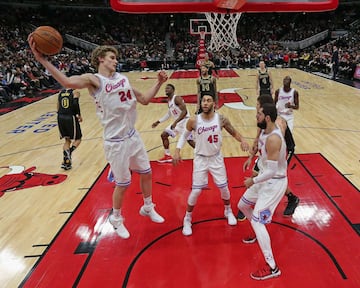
(202, 103), (214, 114)
(257, 119), (267, 129)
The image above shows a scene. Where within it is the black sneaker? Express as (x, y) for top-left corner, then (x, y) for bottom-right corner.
(61, 163), (72, 170)
(61, 158), (72, 170)
(283, 196), (299, 216)
(237, 210), (246, 221)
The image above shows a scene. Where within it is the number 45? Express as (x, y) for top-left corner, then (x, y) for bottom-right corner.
(208, 135), (218, 143)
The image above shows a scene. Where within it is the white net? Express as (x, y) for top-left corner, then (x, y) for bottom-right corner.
(204, 12), (242, 52)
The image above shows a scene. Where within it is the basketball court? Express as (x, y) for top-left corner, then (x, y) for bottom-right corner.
(18, 154), (360, 287)
(1, 66), (359, 287)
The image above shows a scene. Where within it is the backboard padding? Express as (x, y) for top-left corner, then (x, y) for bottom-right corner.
(110, 0), (339, 13)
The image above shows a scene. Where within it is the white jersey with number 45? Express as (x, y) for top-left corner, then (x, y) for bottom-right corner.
(194, 113), (222, 157)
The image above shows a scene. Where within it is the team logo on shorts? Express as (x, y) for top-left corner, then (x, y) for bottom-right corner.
(259, 209), (271, 224)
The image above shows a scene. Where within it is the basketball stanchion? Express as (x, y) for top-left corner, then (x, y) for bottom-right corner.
(204, 12), (242, 52)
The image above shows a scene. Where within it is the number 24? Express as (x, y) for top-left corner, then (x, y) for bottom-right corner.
(119, 90), (132, 102)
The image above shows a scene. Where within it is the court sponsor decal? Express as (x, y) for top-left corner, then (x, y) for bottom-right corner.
(6, 111), (58, 134)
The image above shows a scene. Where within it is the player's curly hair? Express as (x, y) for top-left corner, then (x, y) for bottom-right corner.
(91, 46), (118, 70)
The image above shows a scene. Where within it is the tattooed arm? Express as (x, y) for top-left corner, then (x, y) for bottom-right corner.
(220, 114), (249, 152)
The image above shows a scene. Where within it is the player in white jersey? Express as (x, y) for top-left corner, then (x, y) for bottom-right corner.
(27, 40), (168, 239)
(152, 84), (195, 163)
(274, 75), (299, 132)
(238, 95), (299, 220)
(238, 103), (288, 281)
(173, 94), (249, 236)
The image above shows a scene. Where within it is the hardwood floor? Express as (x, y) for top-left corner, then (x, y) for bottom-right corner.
(0, 68), (359, 287)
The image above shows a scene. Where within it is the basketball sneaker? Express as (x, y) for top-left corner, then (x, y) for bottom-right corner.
(157, 154), (173, 163)
(61, 158), (72, 170)
(182, 218), (192, 236)
(283, 195), (299, 216)
(139, 204), (165, 223)
(224, 209), (237, 226)
(250, 264), (281, 280)
(61, 163), (72, 170)
(109, 214), (130, 239)
(236, 210), (246, 221)
(242, 234), (257, 244)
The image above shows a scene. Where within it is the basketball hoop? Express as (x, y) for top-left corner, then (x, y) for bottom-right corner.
(204, 12), (242, 52)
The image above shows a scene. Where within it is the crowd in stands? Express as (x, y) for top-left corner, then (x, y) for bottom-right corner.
(0, 3), (359, 105)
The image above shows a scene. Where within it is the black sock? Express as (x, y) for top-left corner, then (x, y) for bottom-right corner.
(63, 149), (71, 161)
(70, 146), (76, 153)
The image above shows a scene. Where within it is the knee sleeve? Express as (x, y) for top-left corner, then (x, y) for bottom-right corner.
(188, 188), (202, 206)
(219, 186), (230, 201)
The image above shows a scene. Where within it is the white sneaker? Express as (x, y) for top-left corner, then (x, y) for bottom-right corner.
(182, 218), (192, 236)
(109, 214), (130, 239)
(139, 205), (165, 223)
(224, 209), (237, 226)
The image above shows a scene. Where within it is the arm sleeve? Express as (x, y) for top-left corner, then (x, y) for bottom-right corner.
(176, 129), (192, 149)
(159, 110), (171, 123)
(252, 160), (278, 184)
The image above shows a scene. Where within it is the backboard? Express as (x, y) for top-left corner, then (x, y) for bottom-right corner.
(110, 0), (338, 13)
(189, 18), (211, 36)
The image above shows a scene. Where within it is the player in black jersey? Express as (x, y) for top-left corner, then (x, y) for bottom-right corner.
(256, 61), (273, 97)
(196, 64), (217, 114)
(57, 89), (82, 170)
(237, 95), (299, 220)
(203, 52), (219, 78)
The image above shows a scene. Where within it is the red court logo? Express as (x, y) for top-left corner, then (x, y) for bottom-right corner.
(0, 165), (67, 197)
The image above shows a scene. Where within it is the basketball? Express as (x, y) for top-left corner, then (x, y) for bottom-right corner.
(32, 26), (63, 55)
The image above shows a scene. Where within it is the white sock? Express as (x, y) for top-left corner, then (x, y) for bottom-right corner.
(185, 211), (192, 220)
(113, 208), (121, 218)
(224, 204), (232, 212)
(144, 196), (153, 207)
(165, 149), (170, 155)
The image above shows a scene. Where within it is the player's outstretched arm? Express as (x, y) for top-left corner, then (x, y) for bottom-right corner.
(133, 71), (168, 105)
(152, 110), (171, 128)
(173, 116), (195, 166)
(28, 34), (97, 91)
